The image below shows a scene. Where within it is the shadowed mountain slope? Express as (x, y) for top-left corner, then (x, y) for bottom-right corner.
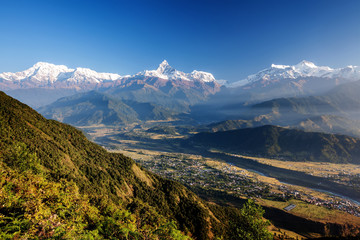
(39, 91), (176, 126)
(191, 125), (360, 164)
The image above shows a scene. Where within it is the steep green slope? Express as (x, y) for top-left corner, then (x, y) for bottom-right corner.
(191, 125), (360, 163)
(0, 91), (272, 239)
(0, 153), (189, 239)
(38, 91), (176, 126)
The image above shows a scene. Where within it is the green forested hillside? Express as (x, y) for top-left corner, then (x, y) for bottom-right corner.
(0, 152), (190, 239)
(191, 125), (360, 164)
(0, 91), (272, 239)
(207, 119), (261, 132)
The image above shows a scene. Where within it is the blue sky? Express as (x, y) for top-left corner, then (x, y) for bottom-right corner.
(1, 0), (360, 82)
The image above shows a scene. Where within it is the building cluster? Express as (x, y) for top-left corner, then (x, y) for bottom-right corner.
(133, 151), (360, 217)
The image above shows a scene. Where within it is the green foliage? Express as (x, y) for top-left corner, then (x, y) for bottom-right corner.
(0, 162), (101, 239)
(154, 221), (191, 240)
(0, 152), (191, 239)
(2, 142), (42, 174)
(236, 200), (273, 240)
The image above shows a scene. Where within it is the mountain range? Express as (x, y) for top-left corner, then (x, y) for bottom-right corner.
(0, 60), (218, 89)
(1, 60), (221, 109)
(197, 61), (360, 115)
(2, 60), (360, 111)
(229, 60), (360, 88)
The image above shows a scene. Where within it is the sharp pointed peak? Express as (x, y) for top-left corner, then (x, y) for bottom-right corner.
(159, 60), (170, 68)
(156, 59), (174, 73)
(160, 59), (169, 65)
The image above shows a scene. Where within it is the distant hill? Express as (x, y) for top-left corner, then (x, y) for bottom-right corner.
(0, 91), (272, 239)
(146, 125), (178, 135)
(190, 125), (360, 164)
(209, 115), (360, 138)
(204, 80), (360, 137)
(39, 91), (177, 126)
(251, 79), (360, 119)
(296, 115), (360, 138)
(207, 119), (263, 132)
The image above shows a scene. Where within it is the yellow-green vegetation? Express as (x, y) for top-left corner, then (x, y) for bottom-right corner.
(0, 144), (190, 240)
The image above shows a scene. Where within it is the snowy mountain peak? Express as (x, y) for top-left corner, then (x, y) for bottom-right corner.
(73, 67), (121, 82)
(294, 60), (317, 69)
(135, 60), (216, 83)
(271, 64), (290, 69)
(190, 70), (216, 82)
(0, 60), (218, 89)
(156, 60), (175, 74)
(32, 61), (69, 69)
(0, 62), (120, 83)
(159, 60), (169, 68)
(229, 61), (360, 88)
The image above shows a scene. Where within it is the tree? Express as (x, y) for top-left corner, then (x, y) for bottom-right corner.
(236, 199), (273, 240)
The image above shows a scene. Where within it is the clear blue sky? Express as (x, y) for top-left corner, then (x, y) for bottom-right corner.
(1, 0), (360, 82)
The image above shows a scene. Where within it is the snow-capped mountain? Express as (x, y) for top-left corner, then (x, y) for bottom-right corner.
(134, 60), (216, 83)
(0, 60), (217, 89)
(0, 62), (121, 88)
(0, 61), (221, 108)
(229, 60), (360, 88)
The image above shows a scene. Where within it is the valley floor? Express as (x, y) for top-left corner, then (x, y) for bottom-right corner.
(79, 125), (360, 239)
